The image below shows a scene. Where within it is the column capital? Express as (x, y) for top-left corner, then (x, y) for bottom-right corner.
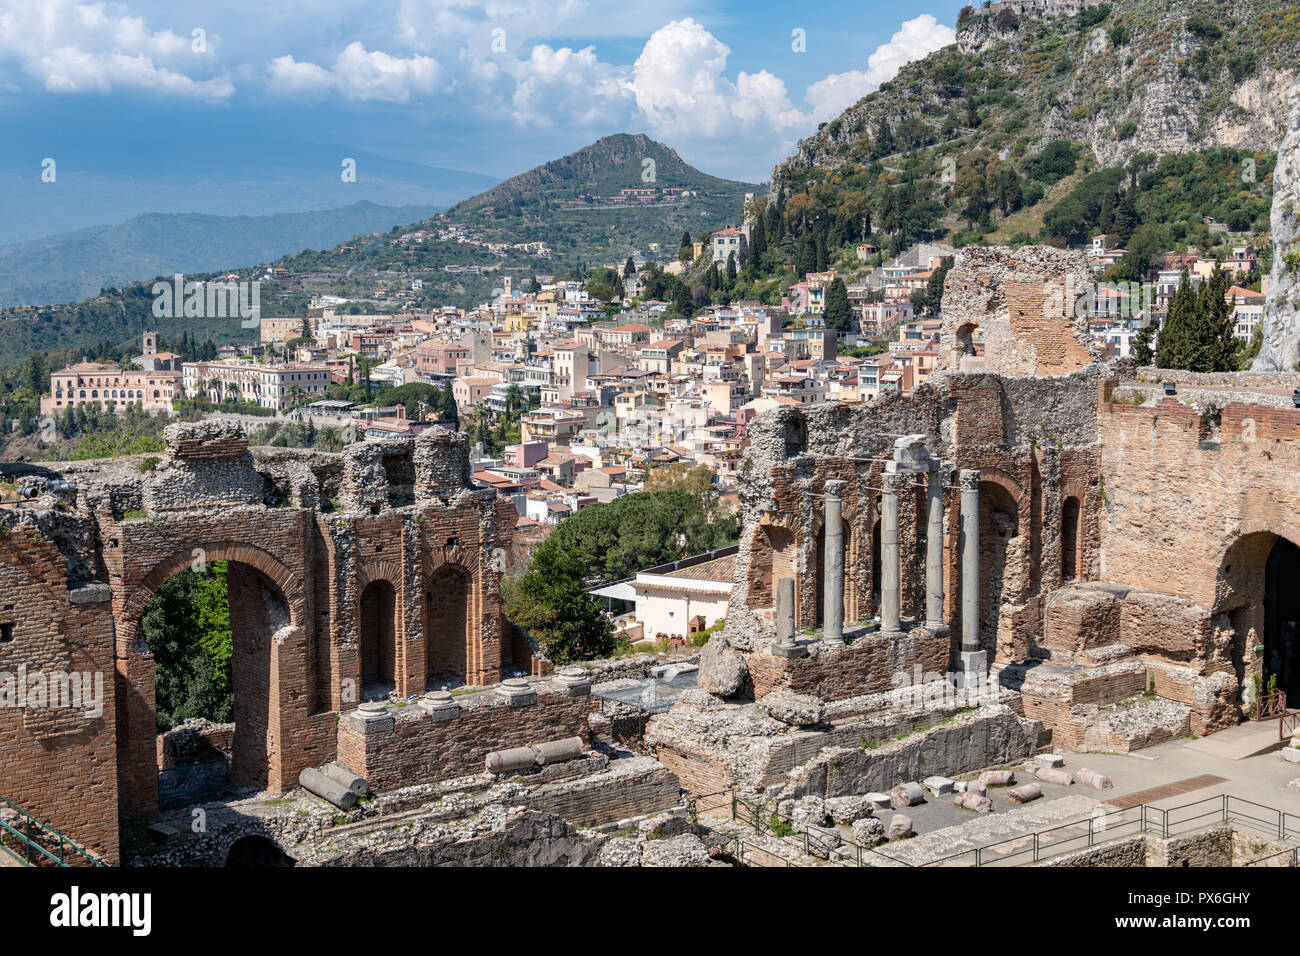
(881, 471), (903, 493)
(959, 468), (980, 491)
(823, 478), (847, 498)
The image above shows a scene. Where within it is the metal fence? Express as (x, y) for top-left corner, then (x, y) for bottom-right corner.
(709, 788), (1300, 869)
(0, 794), (105, 868)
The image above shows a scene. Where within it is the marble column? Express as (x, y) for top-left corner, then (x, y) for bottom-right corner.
(959, 468), (981, 656)
(881, 471), (901, 634)
(774, 575), (805, 657)
(823, 480), (846, 646)
(925, 467), (946, 629)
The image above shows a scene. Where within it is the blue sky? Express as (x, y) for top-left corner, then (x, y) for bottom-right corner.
(0, 0), (967, 240)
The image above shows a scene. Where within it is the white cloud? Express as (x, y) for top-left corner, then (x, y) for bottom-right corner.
(268, 42), (444, 103)
(627, 18), (806, 141)
(804, 15), (955, 121)
(0, 0), (234, 101)
(506, 44), (632, 126)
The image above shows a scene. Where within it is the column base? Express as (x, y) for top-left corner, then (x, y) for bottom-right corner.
(924, 622), (951, 637)
(960, 649), (988, 675)
(821, 634), (846, 648)
(774, 640), (808, 658)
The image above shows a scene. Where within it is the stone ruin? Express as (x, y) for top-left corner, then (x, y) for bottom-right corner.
(8, 230), (1300, 865)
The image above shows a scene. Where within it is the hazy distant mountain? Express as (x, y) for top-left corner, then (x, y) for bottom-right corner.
(0, 202), (446, 307)
(0, 134), (757, 367)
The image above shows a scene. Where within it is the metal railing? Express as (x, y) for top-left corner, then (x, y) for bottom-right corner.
(1281, 710), (1300, 742)
(919, 793), (1300, 867)
(1257, 690), (1288, 721)
(0, 794), (105, 868)
(712, 789), (1300, 868)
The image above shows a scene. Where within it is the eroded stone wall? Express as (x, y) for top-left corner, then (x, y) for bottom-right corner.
(0, 420), (549, 856)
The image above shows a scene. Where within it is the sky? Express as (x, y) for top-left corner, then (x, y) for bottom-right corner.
(0, 0), (966, 241)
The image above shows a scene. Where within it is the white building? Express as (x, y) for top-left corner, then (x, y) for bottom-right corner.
(631, 550), (735, 641)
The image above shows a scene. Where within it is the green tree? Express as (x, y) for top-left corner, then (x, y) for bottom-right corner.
(142, 562), (234, 730)
(823, 277), (853, 332)
(503, 549), (614, 664)
(1131, 320), (1155, 366)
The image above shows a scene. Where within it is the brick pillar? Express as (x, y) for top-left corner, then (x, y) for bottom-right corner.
(115, 649), (159, 821)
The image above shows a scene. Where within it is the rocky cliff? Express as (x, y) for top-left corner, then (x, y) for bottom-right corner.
(1255, 77), (1300, 370)
(772, 0), (1300, 199)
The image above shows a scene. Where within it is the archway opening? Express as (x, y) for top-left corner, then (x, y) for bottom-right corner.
(226, 834), (296, 867)
(359, 579), (398, 695)
(752, 525), (795, 614)
(139, 559), (289, 803)
(978, 481), (1019, 654)
(426, 565), (470, 686)
(1266, 538), (1300, 700)
(1061, 496), (1081, 581)
(870, 517), (881, 616)
(814, 527), (826, 627)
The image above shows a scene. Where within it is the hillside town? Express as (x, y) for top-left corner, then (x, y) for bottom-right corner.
(9, 0), (1300, 900)
(37, 200), (1271, 596)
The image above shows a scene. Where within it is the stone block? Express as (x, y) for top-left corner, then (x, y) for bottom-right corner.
(1034, 753), (1065, 768)
(923, 775), (955, 796)
(826, 795), (875, 825)
(953, 792), (993, 813)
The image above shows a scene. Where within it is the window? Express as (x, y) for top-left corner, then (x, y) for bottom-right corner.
(0, 623), (13, 643)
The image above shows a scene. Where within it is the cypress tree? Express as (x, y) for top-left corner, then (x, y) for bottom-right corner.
(823, 277), (853, 333)
(1156, 269), (1196, 369)
(750, 214), (767, 265)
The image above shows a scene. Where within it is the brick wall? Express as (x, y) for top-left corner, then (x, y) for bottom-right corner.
(0, 531), (119, 864)
(748, 627), (950, 701)
(524, 762), (680, 826)
(336, 687), (590, 790)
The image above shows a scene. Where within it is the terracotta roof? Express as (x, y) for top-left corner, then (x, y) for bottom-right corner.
(662, 553), (736, 584)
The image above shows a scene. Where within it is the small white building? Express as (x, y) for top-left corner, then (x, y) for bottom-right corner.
(631, 550), (735, 642)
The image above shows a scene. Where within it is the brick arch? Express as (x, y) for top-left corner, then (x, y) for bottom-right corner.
(356, 559), (405, 592)
(119, 541), (303, 652)
(425, 542), (483, 578)
(425, 562), (474, 683)
(973, 467), (1028, 522)
(1059, 480), (1092, 583)
(113, 540), (307, 821)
